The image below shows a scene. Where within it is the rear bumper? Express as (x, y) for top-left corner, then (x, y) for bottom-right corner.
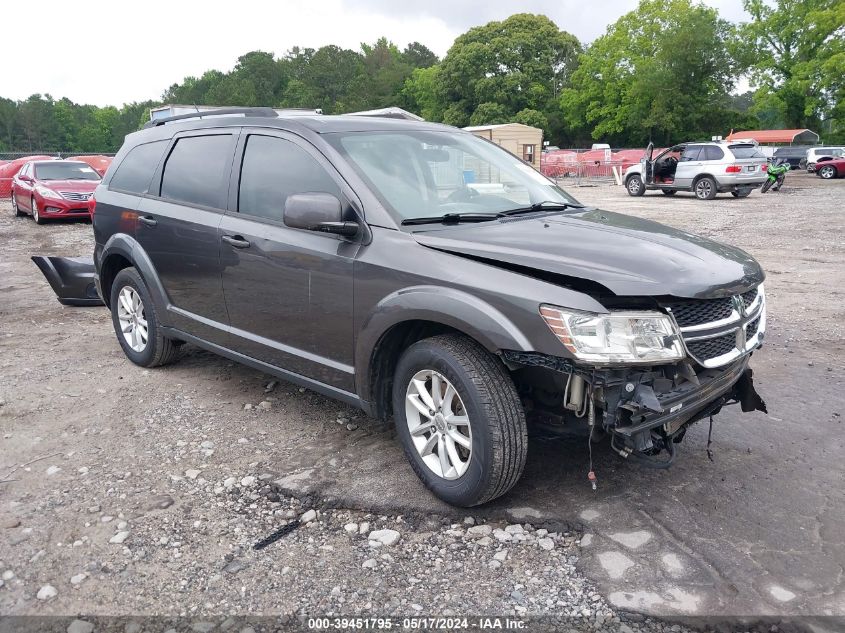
(715, 175), (766, 190)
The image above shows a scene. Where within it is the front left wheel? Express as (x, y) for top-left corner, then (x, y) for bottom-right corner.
(818, 165), (836, 180)
(31, 197), (45, 224)
(392, 334), (527, 507)
(626, 175), (645, 197)
(110, 267), (181, 368)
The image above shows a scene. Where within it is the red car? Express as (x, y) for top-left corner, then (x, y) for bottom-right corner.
(815, 157), (845, 180)
(11, 160), (101, 224)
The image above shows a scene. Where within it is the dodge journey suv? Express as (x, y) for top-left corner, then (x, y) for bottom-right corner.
(85, 108), (767, 506)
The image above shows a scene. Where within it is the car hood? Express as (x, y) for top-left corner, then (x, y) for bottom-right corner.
(412, 209), (764, 299)
(38, 179), (99, 192)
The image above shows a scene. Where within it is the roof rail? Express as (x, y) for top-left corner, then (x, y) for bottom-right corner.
(143, 107), (279, 128)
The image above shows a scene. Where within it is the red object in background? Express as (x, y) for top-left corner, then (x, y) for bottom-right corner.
(11, 160), (101, 222)
(68, 155), (113, 176)
(0, 155), (54, 197)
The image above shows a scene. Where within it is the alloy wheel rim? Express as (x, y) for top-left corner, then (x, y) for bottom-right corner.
(696, 180), (711, 198)
(32, 199), (39, 221)
(628, 178), (640, 194)
(820, 167), (833, 179)
(116, 286), (148, 352)
(405, 369), (472, 480)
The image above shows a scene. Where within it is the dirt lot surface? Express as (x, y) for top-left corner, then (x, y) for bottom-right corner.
(1, 171), (843, 631)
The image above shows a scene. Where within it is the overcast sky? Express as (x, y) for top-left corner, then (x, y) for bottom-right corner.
(6, 0), (750, 107)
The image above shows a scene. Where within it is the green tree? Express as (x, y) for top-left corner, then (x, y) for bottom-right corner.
(740, 0), (845, 133)
(401, 42), (438, 69)
(514, 108), (550, 136)
(435, 14), (580, 137)
(469, 102), (510, 126)
(401, 66), (445, 121)
(561, 0), (747, 145)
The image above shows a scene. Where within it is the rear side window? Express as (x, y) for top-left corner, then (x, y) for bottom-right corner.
(238, 135), (340, 221)
(160, 135), (234, 208)
(729, 145), (764, 159)
(110, 141), (167, 194)
(703, 146), (725, 160)
(680, 146), (702, 161)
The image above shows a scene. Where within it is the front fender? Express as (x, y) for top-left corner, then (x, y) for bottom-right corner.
(99, 233), (170, 321)
(355, 285), (534, 402)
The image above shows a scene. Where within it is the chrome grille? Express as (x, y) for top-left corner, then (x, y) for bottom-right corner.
(663, 285), (766, 368)
(665, 297), (733, 327)
(741, 288), (758, 308)
(687, 334), (736, 360)
(59, 191), (92, 202)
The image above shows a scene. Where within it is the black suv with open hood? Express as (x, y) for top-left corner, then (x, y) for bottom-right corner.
(52, 108), (766, 506)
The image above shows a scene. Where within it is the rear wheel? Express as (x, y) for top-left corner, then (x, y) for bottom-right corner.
(661, 189), (677, 196)
(626, 175), (645, 197)
(392, 334), (527, 507)
(694, 176), (717, 200)
(31, 197), (44, 224)
(818, 165), (836, 180)
(731, 189), (752, 198)
(110, 267), (180, 368)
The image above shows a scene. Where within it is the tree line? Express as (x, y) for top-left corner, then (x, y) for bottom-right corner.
(1, 0), (841, 153)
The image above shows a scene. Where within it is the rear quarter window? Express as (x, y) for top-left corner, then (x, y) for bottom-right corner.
(109, 141), (168, 194)
(159, 135), (235, 209)
(703, 146), (725, 160)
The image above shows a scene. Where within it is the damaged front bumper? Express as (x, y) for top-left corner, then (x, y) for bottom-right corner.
(31, 256), (103, 306)
(504, 349), (767, 467)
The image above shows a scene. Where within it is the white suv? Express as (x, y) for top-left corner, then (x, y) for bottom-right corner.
(624, 141), (768, 200)
(802, 147), (845, 172)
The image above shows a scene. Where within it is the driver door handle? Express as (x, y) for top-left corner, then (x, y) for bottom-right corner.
(139, 216), (157, 227)
(222, 234), (251, 249)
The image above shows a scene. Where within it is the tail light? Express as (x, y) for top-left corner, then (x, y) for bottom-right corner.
(87, 194), (96, 216)
(725, 165), (742, 173)
(761, 164), (768, 172)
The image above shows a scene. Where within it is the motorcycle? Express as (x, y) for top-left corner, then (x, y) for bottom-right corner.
(762, 158), (789, 193)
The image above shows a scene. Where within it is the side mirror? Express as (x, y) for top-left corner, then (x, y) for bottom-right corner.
(19, 174), (33, 182)
(283, 192), (358, 237)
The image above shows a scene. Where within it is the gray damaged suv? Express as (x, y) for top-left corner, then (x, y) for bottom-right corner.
(624, 141), (768, 199)
(44, 108), (768, 506)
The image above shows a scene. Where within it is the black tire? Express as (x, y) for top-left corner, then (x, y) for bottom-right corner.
(693, 176), (717, 200)
(626, 174), (645, 197)
(818, 165), (836, 180)
(110, 267), (180, 368)
(731, 189), (752, 198)
(392, 334), (527, 507)
(661, 189), (677, 196)
(11, 194), (24, 217)
(31, 197), (45, 224)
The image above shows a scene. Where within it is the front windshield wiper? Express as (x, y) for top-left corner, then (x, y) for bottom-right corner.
(401, 212), (499, 226)
(497, 201), (584, 217)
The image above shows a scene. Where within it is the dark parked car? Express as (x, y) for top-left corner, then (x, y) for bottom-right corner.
(772, 146), (812, 170)
(62, 108), (767, 506)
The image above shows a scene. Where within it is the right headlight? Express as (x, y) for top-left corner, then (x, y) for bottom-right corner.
(539, 305), (685, 365)
(35, 185), (63, 200)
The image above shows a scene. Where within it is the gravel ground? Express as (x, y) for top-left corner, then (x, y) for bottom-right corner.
(1, 170), (842, 631)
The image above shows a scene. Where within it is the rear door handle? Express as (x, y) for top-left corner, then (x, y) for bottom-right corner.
(139, 216), (157, 227)
(222, 235), (251, 249)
